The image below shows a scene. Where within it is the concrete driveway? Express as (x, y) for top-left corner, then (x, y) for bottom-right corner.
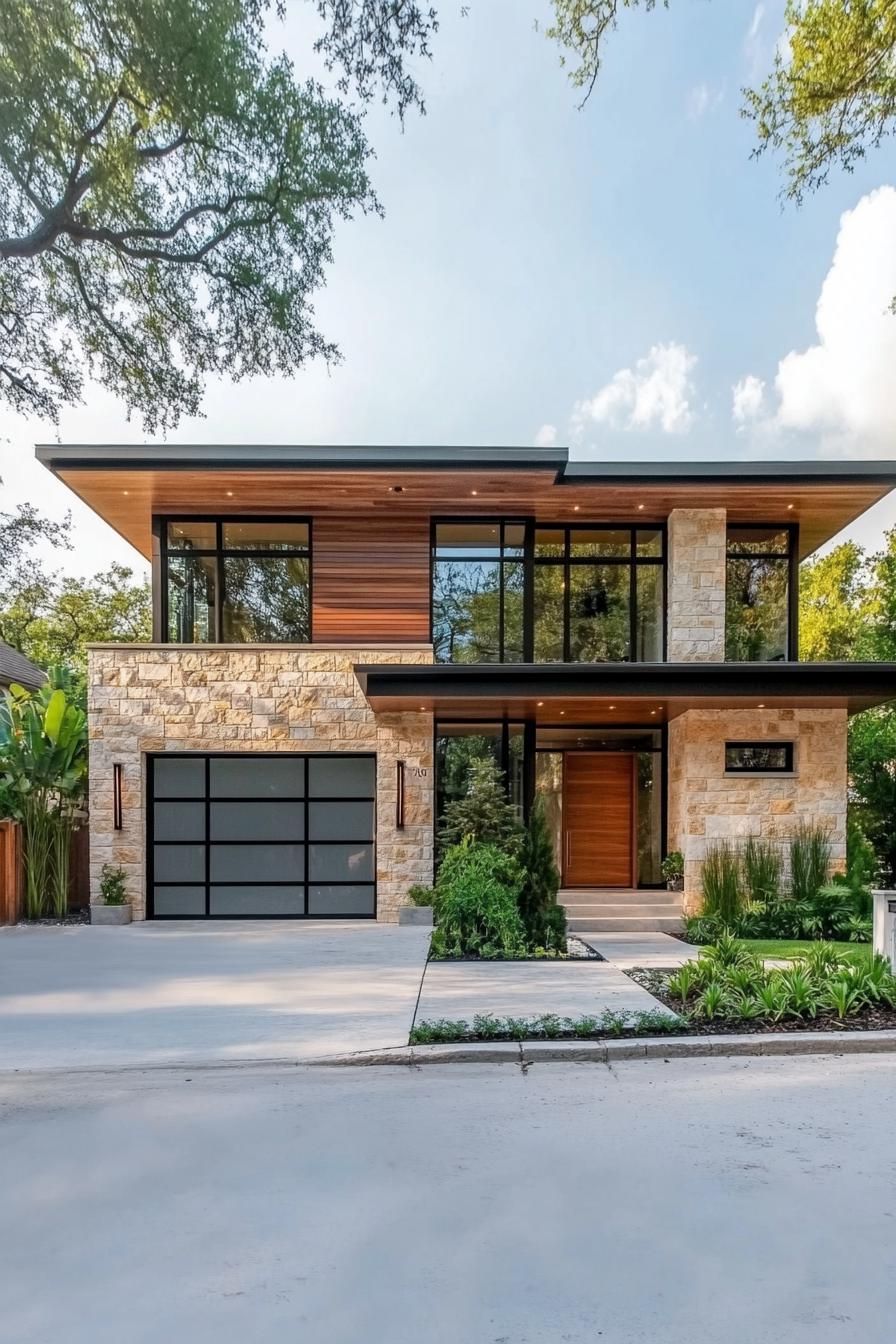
(0, 921), (431, 1070)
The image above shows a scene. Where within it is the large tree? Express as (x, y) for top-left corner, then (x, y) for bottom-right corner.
(0, 0), (436, 428)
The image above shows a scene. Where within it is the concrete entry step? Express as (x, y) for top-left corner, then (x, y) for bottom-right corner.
(567, 916), (684, 933)
(563, 902), (682, 919)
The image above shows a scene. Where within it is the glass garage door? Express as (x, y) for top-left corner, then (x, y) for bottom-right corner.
(148, 753), (376, 918)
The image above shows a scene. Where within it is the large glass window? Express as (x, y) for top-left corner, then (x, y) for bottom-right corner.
(435, 722), (527, 851)
(432, 522), (524, 663)
(535, 526), (663, 664)
(433, 521), (665, 664)
(162, 518), (310, 643)
(725, 526), (793, 662)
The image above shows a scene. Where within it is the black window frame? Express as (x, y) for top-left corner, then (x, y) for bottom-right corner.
(147, 751), (377, 919)
(430, 518), (529, 664)
(430, 519), (667, 665)
(724, 741), (795, 774)
(157, 515), (313, 644)
(725, 522), (798, 663)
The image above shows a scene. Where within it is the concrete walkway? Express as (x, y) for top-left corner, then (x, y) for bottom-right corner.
(415, 958), (675, 1025)
(582, 931), (700, 969)
(0, 921), (431, 1070)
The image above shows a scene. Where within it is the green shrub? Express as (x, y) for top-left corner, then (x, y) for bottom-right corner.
(429, 840), (527, 960)
(437, 756), (523, 856)
(741, 837), (783, 903)
(788, 823), (832, 903)
(99, 863), (128, 906)
(407, 884), (435, 907)
(683, 914), (723, 944)
(700, 842), (745, 923)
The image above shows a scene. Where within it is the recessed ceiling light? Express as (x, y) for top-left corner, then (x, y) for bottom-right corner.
(122, 490), (129, 496)
(637, 503), (645, 511)
(420, 705), (426, 711)
(560, 710), (565, 715)
(787, 503), (794, 510)
(537, 700), (544, 707)
(758, 703), (765, 709)
(609, 704), (616, 710)
(650, 710), (656, 716)
(471, 489), (478, 496)
(573, 504), (580, 512)
(226, 491), (234, 497)
(389, 485), (404, 494)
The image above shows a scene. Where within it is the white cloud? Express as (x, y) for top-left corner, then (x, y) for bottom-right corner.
(768, 185), (896, 450)
(686, 82), (722, 121)
(732, 374), (766, 424)
(747, 3), (765, 42)
(534, 423), (558, 447)
(572, 342), (698, 436)
(744, 3), (768, 79)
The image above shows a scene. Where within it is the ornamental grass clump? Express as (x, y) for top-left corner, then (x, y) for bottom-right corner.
(741, 836), (782, 903)
(788, 822), (832, 903)
(700, 842), (745, 925)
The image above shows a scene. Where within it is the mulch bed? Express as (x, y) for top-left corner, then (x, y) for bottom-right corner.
(16, 910), (90, 926)
(627, 966), (896, 1035)
(429, 937), (603, 963)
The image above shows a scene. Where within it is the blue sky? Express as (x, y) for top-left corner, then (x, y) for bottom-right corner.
(3, 0), (896, 572)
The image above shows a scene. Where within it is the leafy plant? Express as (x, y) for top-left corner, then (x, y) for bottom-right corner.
(776, 967), (820, 1019)
(694, 981), (728, 1021)
(845, 915), (873, 944)
(742, 836), (783, 903)
(700, 842), (745, 924)
(407, 884), (435, 907)
(700, 931), (751, 971)
(823, 977), (863, 1021)
(409, 1019), (470, 1045)
(99, 864), (128, 907)
(667, 962), (701, 1002)
(429, 840), (527, 960)
(789, 823), (832, 903)
(0, 673), (87, 918)
(661, 851), (684, 882)
(683, 914), (723, 945)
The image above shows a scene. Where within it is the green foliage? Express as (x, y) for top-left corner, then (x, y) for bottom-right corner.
(789, 823), (833, 904)
(0, 0), (440, 426)
(437, 755), (524, 856)
(660, 850), (684, 881)
(741, 836), (783, 904)
(429, 840), (527, 960)
(517, 797), (566, 952)
(407, 884), (435, 907)
(546, 2), (665, 102)
(700, 842), (745, 924)
(683, 914), (723, 945)
(99, 863), (128, 906)
(0, 674), (87, 917)
(409, 1006), (681, 1045)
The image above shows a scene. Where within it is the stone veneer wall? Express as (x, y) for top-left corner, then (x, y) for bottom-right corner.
(667, 508), (727, 662)
(87, 644), (435, 921)
(667, 707), (848, 910)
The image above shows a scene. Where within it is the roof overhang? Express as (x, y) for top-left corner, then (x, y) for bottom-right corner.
(354, 661), (896, 722)
(35, 445), (896, 562)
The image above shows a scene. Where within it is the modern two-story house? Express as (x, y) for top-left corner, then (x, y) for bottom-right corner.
(36, 444), (896, 930)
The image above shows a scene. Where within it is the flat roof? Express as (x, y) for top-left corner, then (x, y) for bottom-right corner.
(34, 444), (896, 561)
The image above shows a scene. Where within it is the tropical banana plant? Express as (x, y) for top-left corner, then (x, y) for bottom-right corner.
(0, 668), (87, 918)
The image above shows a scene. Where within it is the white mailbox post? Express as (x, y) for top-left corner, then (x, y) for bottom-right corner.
(872, 891), (896, 971)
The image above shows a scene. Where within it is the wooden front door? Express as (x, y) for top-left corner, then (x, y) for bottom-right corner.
(562, 753), (636, 888)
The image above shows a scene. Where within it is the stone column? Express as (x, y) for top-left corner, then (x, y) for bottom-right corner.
(666, 508), (727, 662)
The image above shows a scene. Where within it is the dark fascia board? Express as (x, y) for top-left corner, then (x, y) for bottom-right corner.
(34, 443), (569, 476)
(34, 443), (896, 490)
(560, 459), (896, 486)
(354, 661), (896, 705)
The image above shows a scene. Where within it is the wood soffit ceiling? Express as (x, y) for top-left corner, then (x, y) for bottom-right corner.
(50, 465), (894, 562)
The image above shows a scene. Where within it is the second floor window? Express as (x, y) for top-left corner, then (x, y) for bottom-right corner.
(725, 526), (794, 662)
(432, 521), (665, 664)
(163, 519), (311, 643)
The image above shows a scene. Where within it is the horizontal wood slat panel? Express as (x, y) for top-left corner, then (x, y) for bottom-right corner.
(313, 514), (431, 642)
(563, 754), (634, 887)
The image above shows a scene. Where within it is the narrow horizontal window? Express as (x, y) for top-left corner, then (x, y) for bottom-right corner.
(725, 742), (794, 773)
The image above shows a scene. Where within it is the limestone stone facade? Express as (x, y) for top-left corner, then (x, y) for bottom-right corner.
(87, 644), (435, 921)
(667, 707), (848, 909)
(667, 507), (727, 662)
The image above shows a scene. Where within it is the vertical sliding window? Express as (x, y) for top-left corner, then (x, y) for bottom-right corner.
(725, 526), (794, 662)
(162, 518), (311, 643)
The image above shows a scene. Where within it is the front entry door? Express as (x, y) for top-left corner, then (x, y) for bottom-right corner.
(563, 753), (636, 887)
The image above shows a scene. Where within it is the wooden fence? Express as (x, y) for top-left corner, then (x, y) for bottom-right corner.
(0, 820), (90, 923)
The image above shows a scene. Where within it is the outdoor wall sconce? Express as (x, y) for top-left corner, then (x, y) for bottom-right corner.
(113, 763), (123, 831)
(396, 760), (405, 830)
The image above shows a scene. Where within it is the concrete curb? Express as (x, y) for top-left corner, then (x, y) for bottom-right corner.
(319, 1029), (896, 1067)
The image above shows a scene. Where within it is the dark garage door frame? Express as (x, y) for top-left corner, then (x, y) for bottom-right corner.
(147, 751), (377, 919)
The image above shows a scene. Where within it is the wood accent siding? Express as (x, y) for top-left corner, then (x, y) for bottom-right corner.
(312, 514), (431, 642)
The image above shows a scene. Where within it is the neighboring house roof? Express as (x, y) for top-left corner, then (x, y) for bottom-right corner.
(0, 643), (46, 691)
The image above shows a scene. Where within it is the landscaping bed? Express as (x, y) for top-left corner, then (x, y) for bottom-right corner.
(428, 935), (602, 963)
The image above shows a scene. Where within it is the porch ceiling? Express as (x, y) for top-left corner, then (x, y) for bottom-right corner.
(354, 661), (896, 721)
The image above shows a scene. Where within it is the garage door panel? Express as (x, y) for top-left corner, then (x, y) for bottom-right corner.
(149, 753), (376, 918)
(153, 844), (205, 883)
(153, 886), (206, 916)
(308, 885), (376, 916)
(209, 801), (303, 842)
(208, 844), (305, 883)
(308, 800), (374, 841)
(153, 801), (205, 841)
(209, 756), (305, 798)
(209, 886), (305, 916)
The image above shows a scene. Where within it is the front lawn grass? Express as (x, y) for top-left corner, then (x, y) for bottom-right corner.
(736, 939), (872, 965)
